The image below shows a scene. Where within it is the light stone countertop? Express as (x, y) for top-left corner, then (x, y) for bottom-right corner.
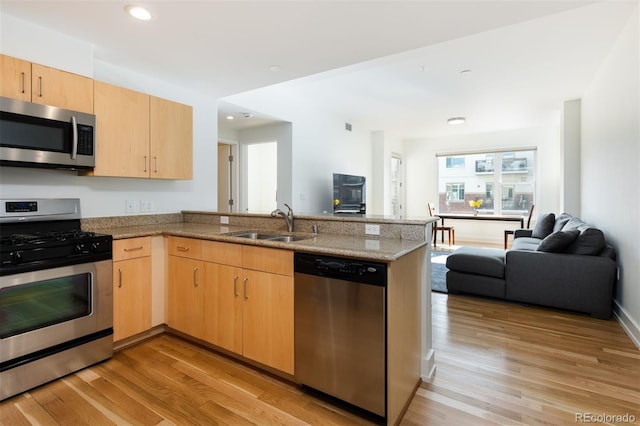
(89, 221), (429, 262)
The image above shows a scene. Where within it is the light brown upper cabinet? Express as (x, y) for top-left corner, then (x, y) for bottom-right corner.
(150, 96), (193, 180)
(91, 81), (193, 179)
(0, 54), (93, 113)
(92, 81), (150, 178)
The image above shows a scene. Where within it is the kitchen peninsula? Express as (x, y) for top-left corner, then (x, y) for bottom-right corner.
(83, 210), (437, 425)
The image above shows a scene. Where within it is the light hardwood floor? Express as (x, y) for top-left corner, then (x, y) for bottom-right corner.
(1, 293), (638, 425)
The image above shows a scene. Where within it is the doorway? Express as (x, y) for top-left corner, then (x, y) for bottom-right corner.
(246, 141), (277, 212)
(390, 154), (404, 217)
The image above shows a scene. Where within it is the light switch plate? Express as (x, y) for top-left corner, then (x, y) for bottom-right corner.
(220, 216), (229, 224)
(125, 200), (136, 213)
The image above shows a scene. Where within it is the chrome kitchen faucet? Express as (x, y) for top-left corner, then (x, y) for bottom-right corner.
(271, 203), (294, 232)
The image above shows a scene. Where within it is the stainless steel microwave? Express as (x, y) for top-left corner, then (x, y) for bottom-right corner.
(0, 97), (96, 170)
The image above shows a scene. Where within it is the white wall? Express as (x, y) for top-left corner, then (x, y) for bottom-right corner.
(224, 87), (373, 215)
(0, 14), (218, 217)
(581, 6), (640, 343)
(561, 99), (581, 214)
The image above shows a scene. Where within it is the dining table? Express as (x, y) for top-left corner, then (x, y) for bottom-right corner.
(434, 213), (525, 246)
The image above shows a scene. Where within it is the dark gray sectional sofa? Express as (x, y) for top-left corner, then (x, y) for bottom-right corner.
(446, 213), (617, 319)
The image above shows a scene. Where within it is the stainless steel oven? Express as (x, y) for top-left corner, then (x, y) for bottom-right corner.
(0, 199), (113, 401)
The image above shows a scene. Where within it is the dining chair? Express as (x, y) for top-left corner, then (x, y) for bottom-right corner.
(428, 202), (455, 247)
(504, 204), (535, 249)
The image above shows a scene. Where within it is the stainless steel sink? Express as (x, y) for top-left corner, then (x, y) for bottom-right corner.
(225, 231), (309, 242)
(264, 235), (309, 242)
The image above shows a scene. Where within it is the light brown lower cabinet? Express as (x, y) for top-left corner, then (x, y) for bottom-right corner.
(166, 237), (294, 374)
(112, 237), (152, 342)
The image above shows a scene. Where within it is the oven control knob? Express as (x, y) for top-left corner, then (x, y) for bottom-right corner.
(75, 243), (90, 254)
(12, 251), (23, 264)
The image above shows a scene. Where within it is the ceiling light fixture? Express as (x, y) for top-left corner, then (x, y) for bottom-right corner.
(125, 5), (152, 21)
(447, 117), (466, 125)
(226, 115), (234, 120)
(268, 65), (281, 72)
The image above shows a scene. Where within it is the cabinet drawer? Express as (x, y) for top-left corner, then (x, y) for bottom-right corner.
(113, 237), (151, 261)
(242, 246), (293, 276)
(168, 236), (202, 259)
(202, 241), (242, 267)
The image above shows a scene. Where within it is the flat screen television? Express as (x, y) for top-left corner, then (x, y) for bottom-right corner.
(333, 173), (366, 214)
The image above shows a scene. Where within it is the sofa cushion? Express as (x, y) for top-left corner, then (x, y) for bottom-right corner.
(446, 246), (505, 278)
(511, 237), (543, 251)
(562, 216), (586, 231)
(536, 229), (580, 253)
(565, 226), (606, 255)
(531, 213), (555, 239)
(553, 213), (572, 232)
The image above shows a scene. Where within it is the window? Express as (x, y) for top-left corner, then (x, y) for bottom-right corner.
(437, 149), (535, 214)
(446, 157), (465, 168)
(446, 183), (465, 201)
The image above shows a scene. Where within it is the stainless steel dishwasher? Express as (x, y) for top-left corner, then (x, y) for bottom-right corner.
(294, 252), (387, 417)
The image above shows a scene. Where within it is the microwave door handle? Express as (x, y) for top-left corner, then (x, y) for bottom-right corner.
(70, 115), (78, 159)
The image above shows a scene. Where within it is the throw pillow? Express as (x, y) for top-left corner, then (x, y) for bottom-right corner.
(565, 226), (606, 255)
(531, 213), (556, 239)
(536, 230), (580, 252)
(562, 216), (586, 231)
(553, 213), (572, 232)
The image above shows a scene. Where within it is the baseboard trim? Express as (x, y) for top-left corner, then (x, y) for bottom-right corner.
(421, 349), (436, 382)
(613, 300), (640, 350)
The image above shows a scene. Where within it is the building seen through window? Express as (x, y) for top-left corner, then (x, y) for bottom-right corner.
(437, 150), (536, 215)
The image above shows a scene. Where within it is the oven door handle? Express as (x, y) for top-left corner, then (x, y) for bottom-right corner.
(70, 115), (78, 160)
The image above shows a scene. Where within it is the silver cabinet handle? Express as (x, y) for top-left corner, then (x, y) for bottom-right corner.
(118, 269), (122, 288)
(233, 275), (239, 297)
(177, 246), (189, 252)
(38, 76), (43, 97)
(71, 115), (78, 159)
(194, 267), (199, 287)
(20, 72), (25, 94)
(144, 155), (148, 172)
(243, 277), (248, 299)
(153, 156), (158, 173)
(124, 246), (144, 252)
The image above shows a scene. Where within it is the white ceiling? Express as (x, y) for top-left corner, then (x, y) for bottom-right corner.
(2, 1), (637, 138)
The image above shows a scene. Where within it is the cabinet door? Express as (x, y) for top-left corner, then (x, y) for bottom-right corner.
(167, 256), (204, 338)
(149, 96), (193, 180)
(31, 63), (93, 113)
(92, 81), (150, 178)
(203, 262), (243, 353)
(242, 270), (294, 374)
(113, 257), (152, 341)
(0, 55), (31, 101)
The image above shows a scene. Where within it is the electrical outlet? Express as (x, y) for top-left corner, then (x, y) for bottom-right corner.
(365, 224), (380, 235)
(220, 216), (229, 224)
(125, 200), (136, 213)
(140, 200), (153, 212)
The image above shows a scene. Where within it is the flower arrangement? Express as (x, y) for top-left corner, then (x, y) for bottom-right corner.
(468, 199), (483, 215)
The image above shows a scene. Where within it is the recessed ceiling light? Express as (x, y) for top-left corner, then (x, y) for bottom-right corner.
(447, 117), (466, 125)
(268, 65), (281, 72)
(125, 5), (152, 21)
(242, 112), (253, 119)
(226, 115), (234, 120)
